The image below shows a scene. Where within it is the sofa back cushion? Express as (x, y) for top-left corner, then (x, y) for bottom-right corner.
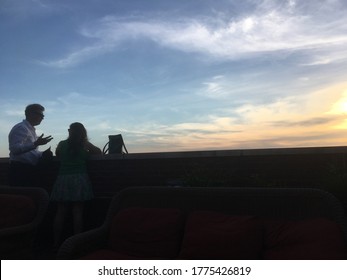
(108, 207), (184, 259)
(263, 218), (347, 259)
(0, 194), (36, 229)
(178, 211), (263, 259)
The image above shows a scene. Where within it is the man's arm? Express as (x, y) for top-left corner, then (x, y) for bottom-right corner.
(9, 126), (37, 155)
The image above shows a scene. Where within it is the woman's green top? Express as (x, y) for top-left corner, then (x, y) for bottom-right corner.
(56, 140), (89, 175)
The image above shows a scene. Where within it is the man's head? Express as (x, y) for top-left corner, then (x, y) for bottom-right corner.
(25, 104), (45, 126)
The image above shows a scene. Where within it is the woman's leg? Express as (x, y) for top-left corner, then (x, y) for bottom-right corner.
(72, 202), (84, 235)
(53, 202), (68, 247)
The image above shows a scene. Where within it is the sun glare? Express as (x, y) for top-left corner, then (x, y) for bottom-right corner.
(328, 90), (347, 115)
(341, 101), (347, 113)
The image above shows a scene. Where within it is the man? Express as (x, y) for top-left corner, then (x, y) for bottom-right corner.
(8, 103), (53, 187)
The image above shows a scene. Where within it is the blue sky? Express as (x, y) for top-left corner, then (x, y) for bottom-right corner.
(1, 0), (347, 157)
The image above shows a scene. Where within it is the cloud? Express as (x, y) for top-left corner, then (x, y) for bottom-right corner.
(39, 44), (114, 68)
(201, 76), (230, 99)
(270, 116), (341, 127)
(299, 43), (347, 66)
(4, 109), (24, 117)
(40, 1), (347, 68)
(168, 117), (241, 134)
(55, 92), (104, 108)
(0, 0), (62, 18)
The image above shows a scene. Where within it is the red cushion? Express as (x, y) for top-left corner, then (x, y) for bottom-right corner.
(263, 218), (347, 260)
(108, 207), (184, 259)
(178, 211), (263, 259)
(0, 194), (36, 229)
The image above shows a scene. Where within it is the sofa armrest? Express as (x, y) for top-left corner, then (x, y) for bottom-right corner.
(57, 226), (109, 260)
(0, 186), (49, 259)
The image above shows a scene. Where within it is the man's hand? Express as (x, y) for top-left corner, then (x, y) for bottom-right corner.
(35, 134), (53, 146)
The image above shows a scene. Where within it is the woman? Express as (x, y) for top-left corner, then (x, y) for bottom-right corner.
(50, 122), (101, 247)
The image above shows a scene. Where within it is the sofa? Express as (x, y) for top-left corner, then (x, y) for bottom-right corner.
(0, 186), (49, 259)
(57, 186), (347, 260)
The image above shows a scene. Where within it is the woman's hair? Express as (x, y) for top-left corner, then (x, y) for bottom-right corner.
(67, 122), (88, 156)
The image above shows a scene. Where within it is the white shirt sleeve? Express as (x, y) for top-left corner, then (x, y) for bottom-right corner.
(8, 121), (41, 165)
(9, 124), (36, 155)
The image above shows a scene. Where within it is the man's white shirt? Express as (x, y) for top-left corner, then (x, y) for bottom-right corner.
(8, 120), (42, 165)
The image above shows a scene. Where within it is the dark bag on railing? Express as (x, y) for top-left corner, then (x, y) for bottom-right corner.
(103, 134), (128, 154)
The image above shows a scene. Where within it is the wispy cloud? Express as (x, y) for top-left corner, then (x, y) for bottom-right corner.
(39, 44), (115, 68)
(299, 45), (347, 66)
(55, 92), (104, 108)
(200, 75), (230, 99)
(270, 116), (341, 127)
(40, 1), (347, 68)
(0, 0), (63, 18)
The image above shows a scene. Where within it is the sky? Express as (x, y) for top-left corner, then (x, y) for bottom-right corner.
(1, 0), (347, 157)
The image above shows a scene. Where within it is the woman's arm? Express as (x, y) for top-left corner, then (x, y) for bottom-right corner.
(85, 141), (102, 155)
(55, 141), (63, 157)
